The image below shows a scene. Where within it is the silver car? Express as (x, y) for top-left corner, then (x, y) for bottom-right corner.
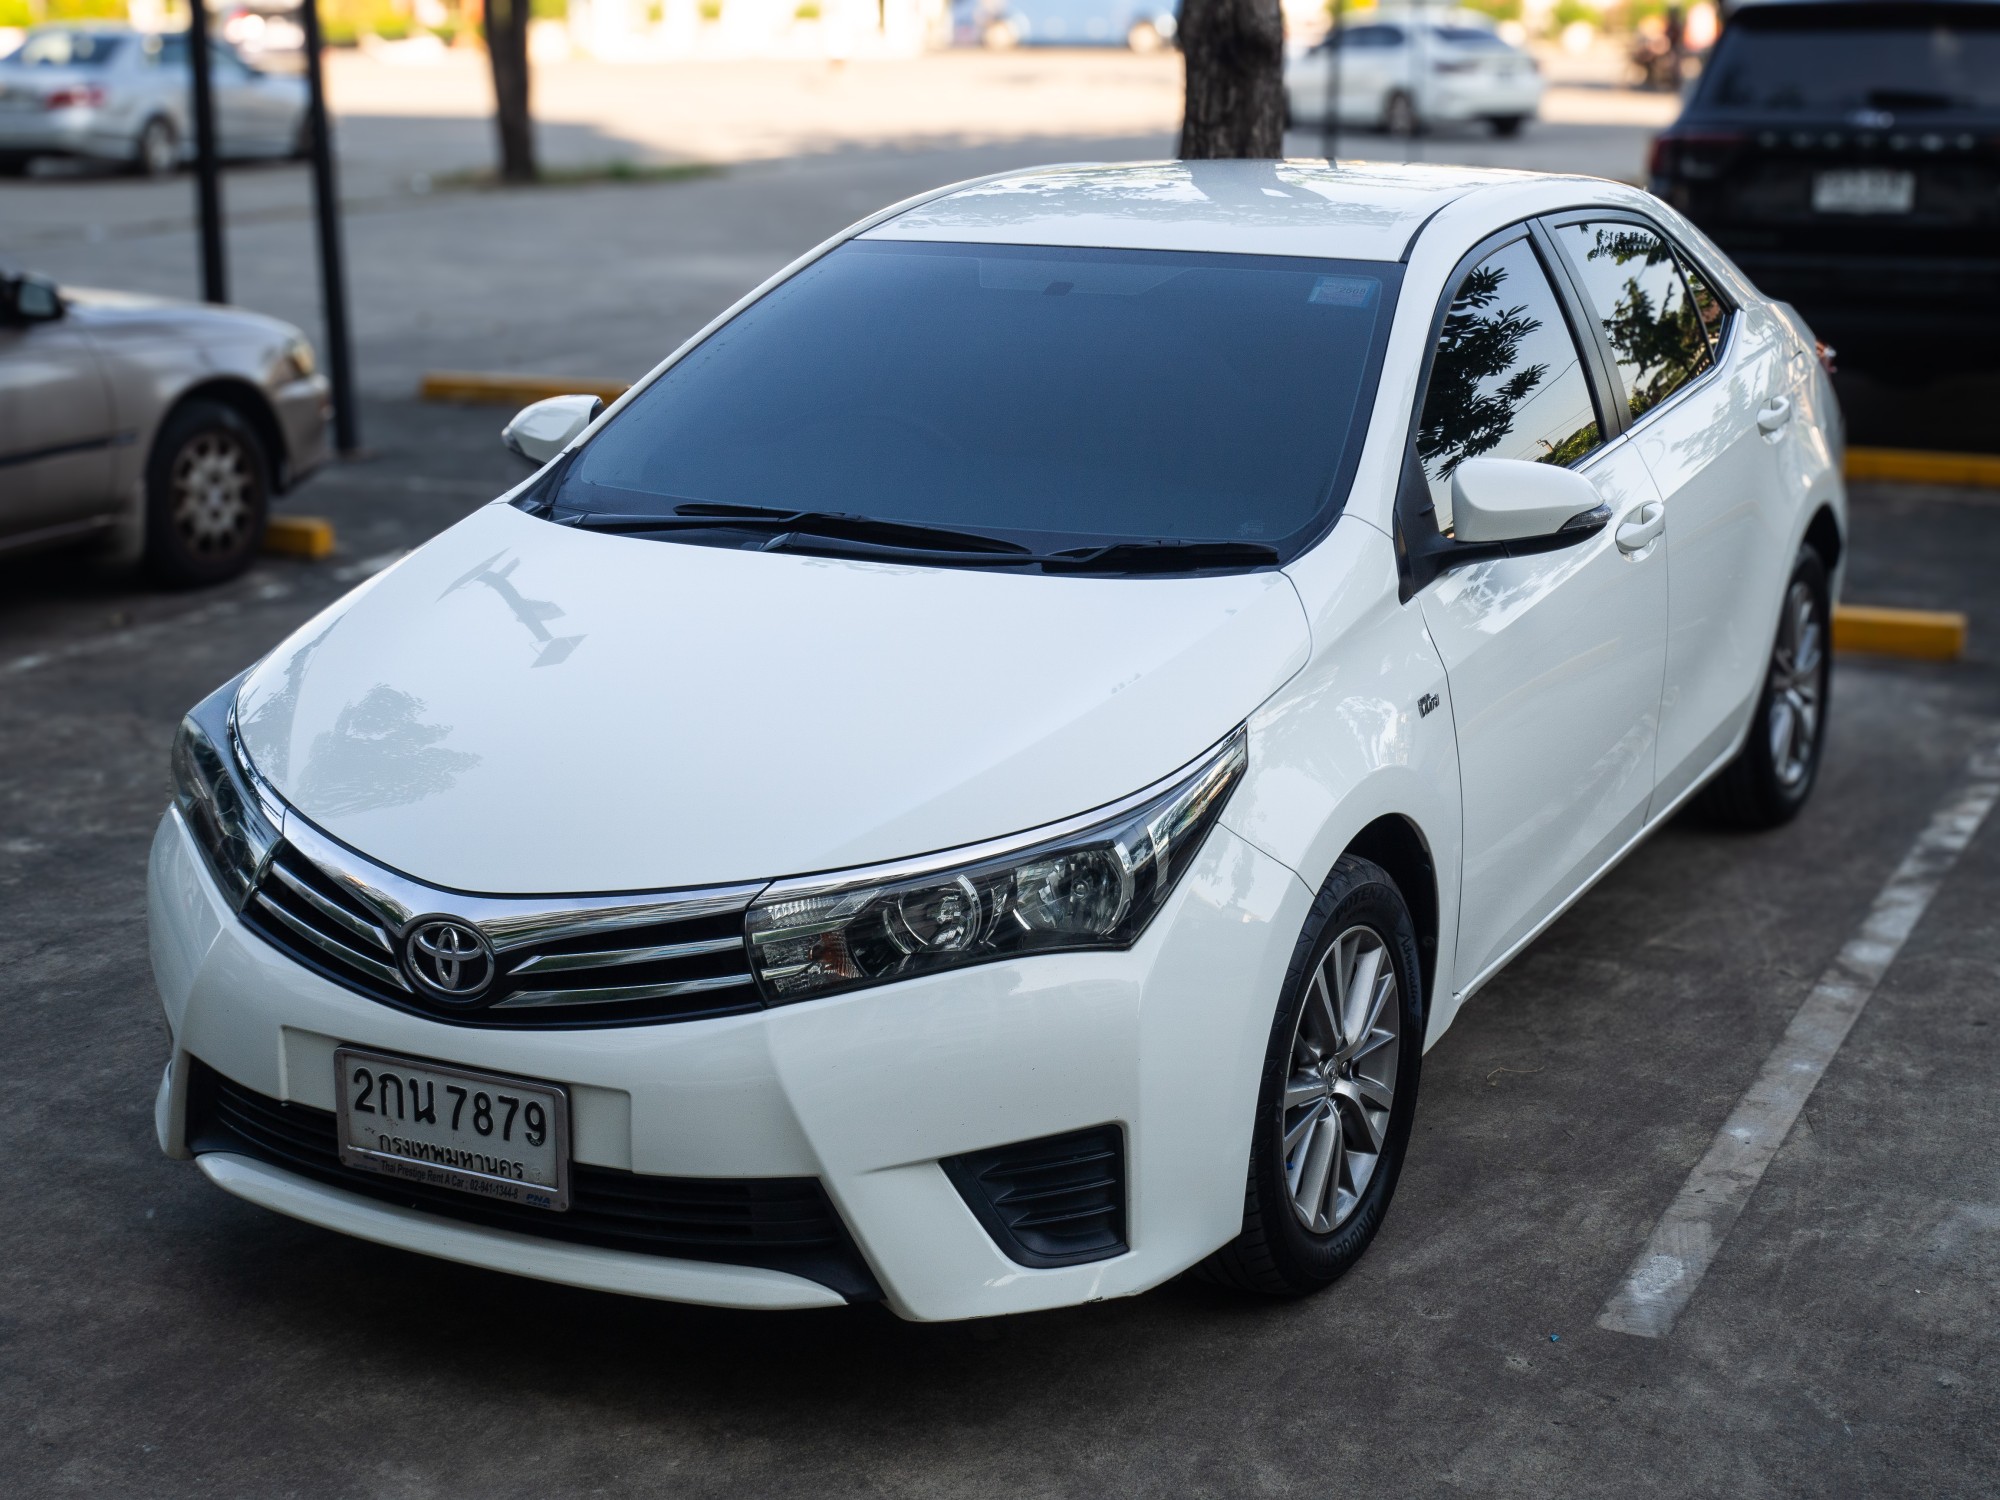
(0, 24), (308, 177)
(1, 266), (329, 586)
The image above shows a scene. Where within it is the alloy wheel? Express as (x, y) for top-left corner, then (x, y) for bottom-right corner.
(170, 430), (256, 557)
(140, 119), (176, 177)
(1767, 579), (1824, 789)
(1282, 923), (1402, 1234)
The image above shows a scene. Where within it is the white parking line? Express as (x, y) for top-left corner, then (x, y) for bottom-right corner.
(1598, 740), (2000, 1339)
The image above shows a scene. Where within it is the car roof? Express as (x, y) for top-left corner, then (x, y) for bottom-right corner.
(864, 160), (1548, 263)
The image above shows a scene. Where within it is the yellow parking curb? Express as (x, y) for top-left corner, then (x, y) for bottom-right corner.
(421, 371), (632, 405)
(1832, 604), (1966, 662)
(1845, 447), (2000, 489)
(264, 515), (336, 560)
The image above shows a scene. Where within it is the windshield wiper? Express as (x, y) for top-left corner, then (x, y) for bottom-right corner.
(1040, 540), (1281, 574)
(566, 503), (1033, 558)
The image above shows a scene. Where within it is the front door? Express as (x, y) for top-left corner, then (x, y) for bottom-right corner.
(1408, 231), (1670, 989)
(0, 287), (116, 540)
(1547, 215), (1798, 810)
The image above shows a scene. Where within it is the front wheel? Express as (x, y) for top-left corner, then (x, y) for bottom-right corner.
(1696, 545), (1831, 828)
(1488, 114), (1526, 138)
(132, 116), (178, 178)
(143, 399), (272, 588)
(1199, 855), (1425, 1297)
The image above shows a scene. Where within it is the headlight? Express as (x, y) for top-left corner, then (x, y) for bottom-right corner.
(281, 335), (317, 382)
(746, 727), (1248, 1003)
(171, 674), (279, 910)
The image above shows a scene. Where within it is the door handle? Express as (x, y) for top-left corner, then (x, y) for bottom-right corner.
(1757, 395), (1793, 434)
(1615, 501), (1665, 555)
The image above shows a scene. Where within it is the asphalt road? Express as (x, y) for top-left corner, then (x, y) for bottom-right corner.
(2, 393), (1997, 1496)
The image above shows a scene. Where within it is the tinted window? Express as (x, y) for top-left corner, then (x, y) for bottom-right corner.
(4, 30), (126, 67)
(1430, 25), (1510, 48)
(1341, 25), (1403, 48)
(1702, 7), (2000, 112)
(553, 240), (1401, 557)
(1555, 222), (1713, 419)
(1417, 237), (1602, 533)
(1676, 250), (1729, 357)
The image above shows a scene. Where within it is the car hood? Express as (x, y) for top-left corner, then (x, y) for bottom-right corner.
(60, 284), (303, 342)
(236, 503), (1312, 894)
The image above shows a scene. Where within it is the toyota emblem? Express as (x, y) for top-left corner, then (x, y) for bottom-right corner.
(403, 918), (495, 1001)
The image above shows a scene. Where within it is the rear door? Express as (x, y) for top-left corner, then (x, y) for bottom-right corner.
(1546, 214), (1796, 811)
(1409, 229), (1669, 989)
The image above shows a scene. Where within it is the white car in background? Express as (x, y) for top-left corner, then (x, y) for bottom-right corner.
(0, 24), (307, 177)
(1286, 10), (1545, 136)
(151, 160), (1843, 1321)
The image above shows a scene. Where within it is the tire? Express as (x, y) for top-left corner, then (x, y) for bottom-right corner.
(1489, 114), (1525, 138)
(0, 154), (30, 178)
(142, 399), (272, 589)
(132, 116), (179, 178)
(1383, 90), (1420, 137)
(1199, 855), (1426, 1297)
(1695, 545), (1831, 829)
(291, 112), (314, 162)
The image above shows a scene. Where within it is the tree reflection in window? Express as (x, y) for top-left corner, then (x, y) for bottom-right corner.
(1559, 224), (1713, 419)
(1416, 239), (1603, 531)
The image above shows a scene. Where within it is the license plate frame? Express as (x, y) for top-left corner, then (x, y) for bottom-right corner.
(1812, 167), (1915, 216)
(334, 1047), (571, 1212)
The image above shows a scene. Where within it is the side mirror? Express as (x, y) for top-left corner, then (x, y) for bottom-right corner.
(7, 274), (63, 324)
(1450, 458), (1606, 545)
(501, 393), (603, 466)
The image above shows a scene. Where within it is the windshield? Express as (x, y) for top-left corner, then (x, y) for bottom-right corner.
(4, 30), (127, 68)
(1431, 26), (1510, 48)
(544, 239), (1401, 566)
(1702, 6), (2000, 112)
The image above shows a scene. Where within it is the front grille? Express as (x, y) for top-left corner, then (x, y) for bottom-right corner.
(943, 1124), (1127, 1269)
(240, 825), (767, 1030)
(187, 1059), (881, 1303)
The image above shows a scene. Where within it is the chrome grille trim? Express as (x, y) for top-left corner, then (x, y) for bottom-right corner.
(506, 935), (745, 977)
(253, 891), (411, 992)
(268, 861), (393, 952)
(238, 813), (767, 1029)
(490, 973), (753, 1010)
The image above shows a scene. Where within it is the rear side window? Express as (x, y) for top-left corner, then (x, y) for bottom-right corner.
(1701, 5), (2000, 112)
(1553, 222), (1713, 420)
(4, 30), (125, 67)
(1675, 251), (1730, 357)
(1416, 236), (1603, 533)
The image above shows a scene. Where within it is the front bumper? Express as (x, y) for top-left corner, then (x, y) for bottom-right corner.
(149, 809), (1311, 1321)
(270, 373), (332, 491)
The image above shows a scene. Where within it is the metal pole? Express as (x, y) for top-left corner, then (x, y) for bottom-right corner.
(297, 0), (359, 454)
(186, 0), (227, 303)
(1320, 0), (1344, 163)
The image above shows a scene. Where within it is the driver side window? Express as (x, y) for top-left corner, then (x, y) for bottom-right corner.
(1415, 237), (1604, 534)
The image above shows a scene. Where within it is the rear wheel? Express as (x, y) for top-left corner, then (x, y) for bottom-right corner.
(132, 116), (178, 178)
(1696, 546), (1831, 828)
(1383, 90), (1420, 137)
(143, 399), (272, 588)
(0, 154), (30, 178)
(1489, 114), (1526, 137)
(1199, 856), (1425, 1297)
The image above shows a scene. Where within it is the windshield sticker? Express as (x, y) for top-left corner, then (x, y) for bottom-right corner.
(1309, 276), (1379, 308)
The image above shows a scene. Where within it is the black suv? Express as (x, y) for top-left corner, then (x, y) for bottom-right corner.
(1648, 0), (2000, 371)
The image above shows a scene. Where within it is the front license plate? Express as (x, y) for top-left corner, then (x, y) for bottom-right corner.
(1812, 168), (1915, 215)
(334, 1047), (570, 1212)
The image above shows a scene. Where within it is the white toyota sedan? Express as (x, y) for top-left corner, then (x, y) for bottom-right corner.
(1285, 13), (1546, 137)
(150, 161), (1844, 1321)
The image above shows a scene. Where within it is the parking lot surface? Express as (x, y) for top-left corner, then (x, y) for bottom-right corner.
(1, 391), (1996, 1495)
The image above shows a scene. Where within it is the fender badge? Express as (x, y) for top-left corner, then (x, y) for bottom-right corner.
(1419, 692), (1440, 718)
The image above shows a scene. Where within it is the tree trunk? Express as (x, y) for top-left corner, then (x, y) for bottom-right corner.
(1177, 0), (1286, 159)
(486, 0), (536, 183)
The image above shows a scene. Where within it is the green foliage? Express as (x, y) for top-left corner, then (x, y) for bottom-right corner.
(1418, 264), (1550, 483)
(794, 0), (819, 16)
(1550, 0), (1601, 28)
(0, 0), (36, 26)
(1458, 0), (1523, 22)
(698, 0), (721, 17)
(529, 0), (566, 17)
(1578, 227), (1711, 417)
